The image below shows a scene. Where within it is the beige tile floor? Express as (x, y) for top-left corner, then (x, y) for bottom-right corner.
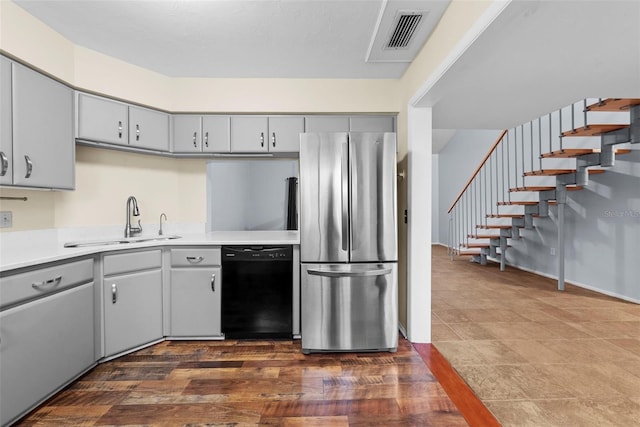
(431, 245), (640, 427)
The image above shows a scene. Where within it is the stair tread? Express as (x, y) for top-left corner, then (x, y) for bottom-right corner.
(540, 148), (631, 158)
(468, 234), (501, 239)
(585, 98), (640, 112)
(461, 243), (491, 248)
(487, 214), (524, 218)
(510, 186), (556, 192)
(477, 224), (513, 229)
(458, 250), (482, 256)
(524, 169), (606, 176)
(497, 201), (539, 205)
(561, 124), (629, 137)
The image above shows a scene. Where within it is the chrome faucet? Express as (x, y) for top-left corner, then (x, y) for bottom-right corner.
(124, 196), (142, 238)
(159, 213), (167, 236)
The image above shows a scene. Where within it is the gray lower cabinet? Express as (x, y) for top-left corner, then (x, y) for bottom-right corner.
(103, 250), (163, 357)
(169, 247), (222, 337)
(0, 56), (13, 186)
(230, 116), (304, 153)
(9, 61), (74, 189)
(0, 276), (94, 426)
(172, 114), (230, 153)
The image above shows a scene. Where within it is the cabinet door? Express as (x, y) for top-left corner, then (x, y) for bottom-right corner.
(230, 116), (268, 153)
(77, 93), (129, 146)
(170, 267), (221, 337)
(129, 106), (170, 152)
(305, 116), (349, 132)
(172, 115), (202, 152)
(0, 283), (94, 426)
(12, 63), (74, 189)
(350, 116), (395, 132)
(0, 57), (12, 185)
(202, 115), (230, 153)
(268, 116), (304, 153)
(104, 269), (162, 357)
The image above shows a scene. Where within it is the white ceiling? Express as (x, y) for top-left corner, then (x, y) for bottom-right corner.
(14, 0), (449, 79)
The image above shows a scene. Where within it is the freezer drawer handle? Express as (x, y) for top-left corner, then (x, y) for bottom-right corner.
(307, 268), (391, 278)
(186, 256), (204, 264)
(32, 275), (62, 290)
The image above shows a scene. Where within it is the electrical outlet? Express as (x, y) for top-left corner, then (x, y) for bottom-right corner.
(550, 247), (556, 256)
(0, 211), (12, 228)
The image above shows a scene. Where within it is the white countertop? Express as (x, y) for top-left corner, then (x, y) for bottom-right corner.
(0, 226), (299, 273)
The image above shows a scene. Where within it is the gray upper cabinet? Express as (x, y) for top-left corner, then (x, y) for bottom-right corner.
(129, 106), (170, 152)
(172, 114), (230, 153)
(305, 116), (350, 132)
(77, 92), (169, 152)
(0, 56), (12, 186)
(350, 115), (395, 132)
(77, 93), (128, 146)
(268, 116), (305, 153)
(11, 62), (74, 189)
(231, 116), (303, 153)
(231, 116), (269, 153)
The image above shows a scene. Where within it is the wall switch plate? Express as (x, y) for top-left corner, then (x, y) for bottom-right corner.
(0, 211), (13, 228)
(550, 247), (556, 256)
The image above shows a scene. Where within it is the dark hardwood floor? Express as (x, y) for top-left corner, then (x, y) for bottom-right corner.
(15, 337), (497, 426)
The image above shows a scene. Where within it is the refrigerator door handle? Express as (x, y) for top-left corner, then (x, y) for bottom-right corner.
(307, 268), (392, 278)
(341, 141), (349, 251)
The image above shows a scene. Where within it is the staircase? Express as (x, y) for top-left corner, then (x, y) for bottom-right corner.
(447, 98), (640, 290)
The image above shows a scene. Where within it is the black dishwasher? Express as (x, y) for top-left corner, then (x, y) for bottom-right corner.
(221, 246), (293, 339)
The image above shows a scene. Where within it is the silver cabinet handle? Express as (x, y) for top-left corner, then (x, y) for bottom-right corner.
(211, 273), (216, 292)
(193, 131), (198, 147)
(24, 155), (33, 179)
(204, 131), (209, 148)
(111, 283), (117, 304)
(118, 120), (123, 138)
(32, 275), (62, 290)
(260, 132), (264, 147)
(307, 268), (391, 278)
(136, 124), (140, 141)
(272, 132), (276, 147)
(186, 256), (204, 264)
(0, 151), (7, 176)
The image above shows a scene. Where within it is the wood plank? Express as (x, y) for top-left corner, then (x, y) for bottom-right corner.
(477, 224), (513, 229)
(497, 201), (538, 206)
(524, 169), (605, 176)
(541, 148), (631, 158)
(413, 343), (501, 427)
(468, 234), (500, 239)
(486, 214), (524, 218)
(585, 98), (640, 112)
(461, 243), (490, 249)
(510, 186), (555, 192)
(561, 124), (628, 137)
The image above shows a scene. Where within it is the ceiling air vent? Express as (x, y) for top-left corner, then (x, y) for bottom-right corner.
(385, 12), (423, 50)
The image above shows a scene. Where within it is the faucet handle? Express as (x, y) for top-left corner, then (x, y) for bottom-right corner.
(137, 220), (143, 233)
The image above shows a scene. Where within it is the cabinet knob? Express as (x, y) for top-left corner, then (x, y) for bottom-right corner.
(111, 283), (118, 304)
(272, 132), (276, 147)
(193, 131), (198, 147)
(211, 273), (216, 292)
(136, 124), (140, 141)
(118, 121), (123, 139)
(260, 132), (264, 147)
(24, 155), (33, 179)
(204, 132), (209, 148)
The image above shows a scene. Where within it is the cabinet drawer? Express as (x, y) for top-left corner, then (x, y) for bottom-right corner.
(103, 250), (161, 276)
(171, 248), (221, 267)
(0, 259), (93, 309)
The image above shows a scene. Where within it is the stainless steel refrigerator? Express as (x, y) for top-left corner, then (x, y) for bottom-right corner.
(299, 132), (398, 353)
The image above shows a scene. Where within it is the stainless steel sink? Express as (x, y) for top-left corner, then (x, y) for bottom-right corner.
(64, 235), (181, 248)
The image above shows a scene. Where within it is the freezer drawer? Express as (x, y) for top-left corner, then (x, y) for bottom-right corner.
(301, 263), (397, 353)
